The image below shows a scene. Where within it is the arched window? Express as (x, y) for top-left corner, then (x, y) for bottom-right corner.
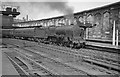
(43, 21), (47, 27)
(103, 11), (110, 31)
(40, 21), (43, 26)
(94, 13), (102, 26)
(87, 14), (94, 24)
(73, 17), (77, 25)
(55, 19), (59, 26)
(78, 16), (83, 23)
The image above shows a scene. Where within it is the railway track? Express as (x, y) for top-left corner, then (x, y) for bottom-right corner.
(2, 45), (107, 76)
(12, 47), (94, 76)
(2, 40), (95, 76)
(38, 43), (119, 67)
(4, 51), (59, 77)
(27, 42), (120, 73)
(4, 38), (119, 66)
(3, 45), (117, 75)
(2, 38), (120, 75)
(4, 52), (30, 76)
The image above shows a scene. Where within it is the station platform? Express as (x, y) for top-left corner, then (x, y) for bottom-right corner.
(85, 38), (120, 49)
(1, 48), (19, 76)
(86, 38), (120, 44)
(86, 41), (120, 50)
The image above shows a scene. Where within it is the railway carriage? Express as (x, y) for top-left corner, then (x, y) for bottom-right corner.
(2, 29), (14, 38)
(34, 27), (48, 42)
(13, 28), (35, 40)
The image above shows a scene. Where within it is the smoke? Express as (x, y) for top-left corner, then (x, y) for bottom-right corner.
(1, 2), (55, 19)
(45, 2), (73, 16)
(1, 0), (74, 23)
(44, 0), (74, 24)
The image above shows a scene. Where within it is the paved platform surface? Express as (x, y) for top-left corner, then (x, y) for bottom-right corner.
(86, 38), (120, 42)
(1, 48), (19, 75)
(86, 41), (120, 49)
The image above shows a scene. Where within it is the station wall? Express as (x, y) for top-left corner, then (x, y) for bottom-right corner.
(85, 8), (120, 41)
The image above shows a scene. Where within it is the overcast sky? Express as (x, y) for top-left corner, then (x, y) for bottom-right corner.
(0, 0), (120, 20)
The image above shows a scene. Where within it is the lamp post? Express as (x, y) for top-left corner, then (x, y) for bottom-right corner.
(112, 20), (116, 45)
(116, 29), (118, 46)
(111, 9), (119, 46)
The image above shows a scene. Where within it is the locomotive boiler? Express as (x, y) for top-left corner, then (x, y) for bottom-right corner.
(54, 25), (85, 48)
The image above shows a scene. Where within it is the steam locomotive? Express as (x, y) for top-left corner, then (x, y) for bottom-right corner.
(1, 22), (91, 48)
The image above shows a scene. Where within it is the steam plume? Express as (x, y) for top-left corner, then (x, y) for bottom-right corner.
(2, 0), (75, 24)
(44, 0), (74, 25)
